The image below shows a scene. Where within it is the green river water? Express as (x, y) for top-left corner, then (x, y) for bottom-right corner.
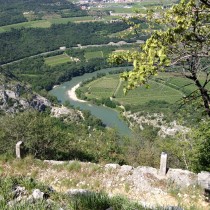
(50, 67), (132, 137)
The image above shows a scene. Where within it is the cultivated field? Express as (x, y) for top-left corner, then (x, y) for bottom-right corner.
(79, 72), (203, 106)
(83, 76), (119, 99)
(90, 0), (178, 15)
(44, 54), (71, 66)
(0, 16), (95, 33)
(84, 51), (104, 60)
(0, 0), (179, 33)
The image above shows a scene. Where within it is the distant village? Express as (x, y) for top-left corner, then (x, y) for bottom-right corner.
(78, 0), (138, 12)
(78, 0), (136, 4)
(77, 0), (171, 15)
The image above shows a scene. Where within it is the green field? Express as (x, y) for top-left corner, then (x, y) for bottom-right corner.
(0, 0), (178, 33)
(45, 54), (71, 66)
(90, 3), (142, 14)
(84, 75), (119, 99)
(90, 0), (177, 14)
(85, 51), (104, 60)
(79, 73), (198, 106)
(0, 16), (95, 33)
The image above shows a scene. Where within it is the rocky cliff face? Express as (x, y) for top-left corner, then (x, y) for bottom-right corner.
(0, 69), (82, 120)
(123, 111), (190, 137)
(0, 70), (51, 114)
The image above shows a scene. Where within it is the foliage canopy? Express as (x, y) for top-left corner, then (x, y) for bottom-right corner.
(109, 0), (210, 116)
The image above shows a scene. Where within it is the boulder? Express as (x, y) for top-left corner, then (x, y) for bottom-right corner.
(32, 189), (44, 200)
(66, 189), (90, 196)
(44, 160), (65, 165)
(166, 169), (197, 187)
(118, 165), (133, 175)
(198, 171), (210, 189)
(128, 167), (159, 192)
(13, 186), (27, 198)
(105, 163), (120, 170)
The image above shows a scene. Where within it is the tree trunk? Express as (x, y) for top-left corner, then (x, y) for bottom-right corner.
(192, 73), (210, 117)
(199, 86), (210, 117)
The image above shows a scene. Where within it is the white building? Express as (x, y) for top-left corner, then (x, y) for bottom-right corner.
(59, 46), (66, 51)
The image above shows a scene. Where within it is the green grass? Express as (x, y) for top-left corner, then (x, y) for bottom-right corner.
(109, 6), (134, 13)
(84, 75), (119, 99)
(20, 74), (40, 78)
(85, 51), (104, 60)
(116, 80), (183, 105)
(90, 0), (177, 14)
(91, 4), (140, 14)
(80, 71), (210, 111)
(154, 72), (210, 95)
(49, 16), (95, 24)
(0, 175), (149, 210)
(30, 21), (52, 28)
(44, 54), (71, 66)
(0, 17), (95, 33)
(103, 16), (121, 21)
(0, 27), (6, 33)
(79, 73), (191, 106)
(0, 20), (52, 32)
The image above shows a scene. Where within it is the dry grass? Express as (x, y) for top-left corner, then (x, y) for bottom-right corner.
(0, 157), (209, 209)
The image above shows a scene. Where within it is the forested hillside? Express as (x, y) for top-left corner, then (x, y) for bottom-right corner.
(2, 46), (121, 91)
(0, 21), (130, 64)
(0, 0), (86, 26)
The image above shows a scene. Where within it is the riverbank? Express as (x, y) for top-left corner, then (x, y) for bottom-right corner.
(70, 84), (132, 133)
(68, 83), (86, 103)
(50, 67), (132, 136)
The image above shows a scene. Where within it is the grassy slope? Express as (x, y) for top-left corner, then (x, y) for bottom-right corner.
(80, 73), (186, 106)
(45, 54), (71, 66)
(85, 51), (104, 60)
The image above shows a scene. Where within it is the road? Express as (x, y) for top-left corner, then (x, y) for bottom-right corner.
(1, 40), (144, 67)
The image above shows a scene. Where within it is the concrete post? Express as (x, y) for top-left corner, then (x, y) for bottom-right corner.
(16, 141), (24, 159)
(159, 152), (167, 176)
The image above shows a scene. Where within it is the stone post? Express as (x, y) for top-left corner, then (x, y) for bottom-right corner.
(16, 141), (24, 159)
(159, 152), (167, 176)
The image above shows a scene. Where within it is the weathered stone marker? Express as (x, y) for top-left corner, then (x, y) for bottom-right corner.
(16, 141), (24, 159)
(159, 152), (167, 176)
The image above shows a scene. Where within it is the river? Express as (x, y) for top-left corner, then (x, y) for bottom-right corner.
(50, 67), (132, 137)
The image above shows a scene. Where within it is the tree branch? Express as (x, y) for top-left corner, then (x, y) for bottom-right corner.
(203, 72), (210, 87)
(170, 53), (210, 66)
(200, 0), (210, 7)
(174, 90), (201, 112)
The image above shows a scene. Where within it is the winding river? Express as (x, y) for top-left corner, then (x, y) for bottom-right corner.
(50, 67), (132, 137)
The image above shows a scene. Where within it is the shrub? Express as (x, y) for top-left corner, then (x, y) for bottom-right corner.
(0, 111), (126, 164)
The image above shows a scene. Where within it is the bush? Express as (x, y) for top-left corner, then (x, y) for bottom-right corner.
(101, 98), (116, 108)
(68, 192), (147, 210)
(0, 111), (126, 164)
(0, 176), (148, 210)
(189, 121), (210, 172)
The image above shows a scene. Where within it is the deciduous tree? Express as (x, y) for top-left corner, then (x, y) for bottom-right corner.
(109, 0), (210, 116)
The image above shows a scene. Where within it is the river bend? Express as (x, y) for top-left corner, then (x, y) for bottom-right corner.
(50, 67), (132, 137)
